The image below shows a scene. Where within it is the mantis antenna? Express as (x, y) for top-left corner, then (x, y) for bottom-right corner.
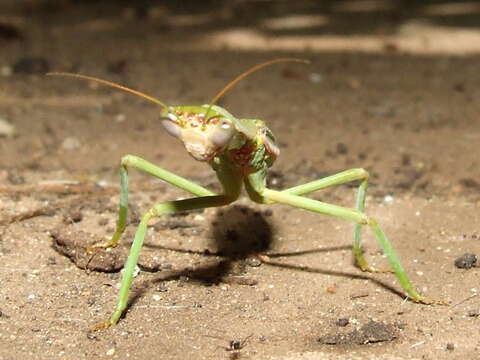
(48, 58), (309, 116)
(46, 72), (169, 110)
(204, 58), (310, 118)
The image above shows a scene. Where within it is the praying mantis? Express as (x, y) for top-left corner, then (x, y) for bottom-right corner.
(49, 58), (444, 330)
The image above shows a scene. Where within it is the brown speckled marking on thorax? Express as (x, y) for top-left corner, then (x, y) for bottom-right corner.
(229, 142), (255, 168)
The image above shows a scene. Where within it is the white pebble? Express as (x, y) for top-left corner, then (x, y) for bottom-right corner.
(309, 72), (323, 83)
(1, 66), (12, 77)
(0, 117), (15, 137)
(133, 265), (140, 277)
(115, 114), (126, 122)
(383, 195), (394, 204)
(61, 137), (81, 150)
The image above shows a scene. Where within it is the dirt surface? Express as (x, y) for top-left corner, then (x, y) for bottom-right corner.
(1, 1), (480, 359)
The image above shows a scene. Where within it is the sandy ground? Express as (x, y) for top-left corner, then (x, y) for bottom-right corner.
(1, 1), (480, 359)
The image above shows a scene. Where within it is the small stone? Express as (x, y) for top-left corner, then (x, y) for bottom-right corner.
(309, 72), (323, 83)
(383, 195), (394, 204)
(245, 257), (262, 267)
(0, 117), (15, 137)
(446, 343), (455, 351)
(1, 66), (12, 77)
(86, 332), (97, 340)
(156, 283), (168, 292)
(61, 137), (81, 150)
(115, 114), (126, 122)
(454, 253), (477, 269)
(336, 318), (350, 327)
(106, 348), (115, 356)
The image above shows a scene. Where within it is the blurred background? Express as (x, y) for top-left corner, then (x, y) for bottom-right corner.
(2, 0), (480, 55)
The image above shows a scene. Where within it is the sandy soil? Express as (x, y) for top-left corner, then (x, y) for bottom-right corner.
(1, 2), (480, 359)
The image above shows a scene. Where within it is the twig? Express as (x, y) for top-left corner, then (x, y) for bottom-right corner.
(451, 293), (478, 308)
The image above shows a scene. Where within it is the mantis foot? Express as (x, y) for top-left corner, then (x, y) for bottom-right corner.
(412, 297), (449, 306)
(86, 240), (119, 254)
(358, 264), (395, 274)
(91, 320), (114, 332)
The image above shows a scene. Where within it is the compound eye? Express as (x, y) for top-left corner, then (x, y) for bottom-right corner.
(161, 119), (182, 138)
(209, 121), (234, 147)
(262, 128), (280, 157)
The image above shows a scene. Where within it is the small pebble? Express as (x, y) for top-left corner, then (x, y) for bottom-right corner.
(61, 137), (81, 150)
(156, 283), (168, 292)
(309, 72), (323, 83)
(446, 343), (455, 351)
(0, 117), (15, 137)
(86, 332), (97, 340)
(383, 195), (394, 204)
(1, 66), (12, 77)
(336, 318), (349, 327)
(454, 253), (477, 269)
(115, 114), (126, 122)
(245, 257), (262, 267)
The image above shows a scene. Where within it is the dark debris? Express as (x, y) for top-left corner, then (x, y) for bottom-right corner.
(51, 229), (126, 272)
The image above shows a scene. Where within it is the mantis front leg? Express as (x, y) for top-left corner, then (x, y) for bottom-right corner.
(93, 154), (216, 250)
(96, 194), (235, 330)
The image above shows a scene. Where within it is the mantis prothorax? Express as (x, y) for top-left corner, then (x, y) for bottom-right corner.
(48, 58), (444, 330)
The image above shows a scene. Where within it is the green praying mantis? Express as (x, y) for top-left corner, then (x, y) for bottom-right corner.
(49, 58), (444, 330)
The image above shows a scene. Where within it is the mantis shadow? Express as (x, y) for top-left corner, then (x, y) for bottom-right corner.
(209, 204), (274, 259)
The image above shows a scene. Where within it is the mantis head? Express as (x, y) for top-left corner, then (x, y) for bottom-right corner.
(159, 106), (235, 161)
(48, 58), (308, 162)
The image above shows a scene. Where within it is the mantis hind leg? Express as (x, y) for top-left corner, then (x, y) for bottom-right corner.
(95, 194), (234, 330)
(279, 168), (382, 272)
(258, 187), (444, 304)
(91, 154), (216, 251)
